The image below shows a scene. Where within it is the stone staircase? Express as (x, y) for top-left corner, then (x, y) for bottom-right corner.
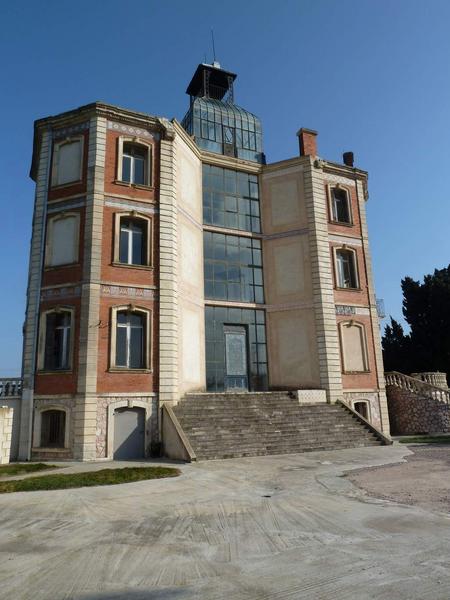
(172, 392), (386, 460)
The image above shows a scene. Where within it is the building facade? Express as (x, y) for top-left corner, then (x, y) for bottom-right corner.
(18, 62), (389, 461)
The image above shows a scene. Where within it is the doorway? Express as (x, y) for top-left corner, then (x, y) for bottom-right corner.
(113, 407), (145, 460)
(224, 325), (249, 391)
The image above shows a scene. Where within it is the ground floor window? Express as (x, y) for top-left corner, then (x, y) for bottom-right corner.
(354, 401), (370, 420)
(205, 306), (267, 392)
(40, 410), (66, 448)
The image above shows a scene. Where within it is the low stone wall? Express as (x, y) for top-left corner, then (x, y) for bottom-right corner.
(0, 406), (14, 464)
(386, 385), (450, 435)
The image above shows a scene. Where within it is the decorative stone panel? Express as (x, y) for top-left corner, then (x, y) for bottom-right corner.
(297, 390), (326, 404)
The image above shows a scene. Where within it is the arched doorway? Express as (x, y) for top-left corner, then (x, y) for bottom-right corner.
(113, 407), (145, 460)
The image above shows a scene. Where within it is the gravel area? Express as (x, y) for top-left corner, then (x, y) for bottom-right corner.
(347, 444), (450, 514)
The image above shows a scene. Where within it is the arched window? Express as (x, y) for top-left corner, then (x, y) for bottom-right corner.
(114, 213), (152, 267)
(51, 136), (84, 187)
(339, 321), (369, 373)
(40, 409), (66, 448)
(45, 212), (80, 267)
(335, 248), (358, 289)
(39, 308), (74, 371)
(110, 306), (151, 370)
(330, 187), (351, 224)
(117, 138), (152, 187)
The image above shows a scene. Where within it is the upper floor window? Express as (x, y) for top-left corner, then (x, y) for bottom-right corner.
(117, 138), (152, 187)
(51, 137), (83, 187)
(335, 248), (358, 289)
(111, 306), (151, 370)
(45, 212), (80, 267)
(114, 213), (152, 267)
(330, 186), (352, 224)
(202, 165), (260, 233)
(39, 308), (74, 371)
(203, 232), (264, 303)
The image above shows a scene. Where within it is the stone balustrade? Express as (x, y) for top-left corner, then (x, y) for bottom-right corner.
(410, 372), (448, 389)
(0, 378), (22, 398)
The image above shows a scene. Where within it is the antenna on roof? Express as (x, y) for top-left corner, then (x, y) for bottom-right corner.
(211, 29), (221, 68)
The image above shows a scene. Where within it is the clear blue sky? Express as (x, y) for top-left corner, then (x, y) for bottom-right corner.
(1, 0), (449, 376)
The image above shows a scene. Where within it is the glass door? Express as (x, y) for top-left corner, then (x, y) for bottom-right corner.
(224, 325), (249, 391)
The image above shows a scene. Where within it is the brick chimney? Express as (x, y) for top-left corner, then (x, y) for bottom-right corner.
(297, 128), (318, 157)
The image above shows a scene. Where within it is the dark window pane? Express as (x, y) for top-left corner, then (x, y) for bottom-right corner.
(134, 156), (145, 185)
(122, 155), (131, 182)
(119, 228), (129, 263)
(129, 325), (144, 368)
(116, 326), (127, 366)
(131, 227), (144, 265)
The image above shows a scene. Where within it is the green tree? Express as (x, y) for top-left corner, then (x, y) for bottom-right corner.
(382, 265), (450, 380)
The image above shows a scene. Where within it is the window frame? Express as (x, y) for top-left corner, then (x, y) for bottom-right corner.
(37, 307), (75, 373)
(117, 136), (153, 188)
(51, 135), (84, 188)
(44, 211), (81, 268)
(109, 305), (152, 371)
(333, 246), (360, 290)
(113, 212), (153, 268)
(33, 406), (70, 449)
(328, 184), (353, 225)
(353, 400), (371, 421)
(338, 320), (370, 373)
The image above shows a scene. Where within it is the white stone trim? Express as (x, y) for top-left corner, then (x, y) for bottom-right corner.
(106, 399), (152, 459)
(113, 211), (153, 267)
(338, 320), (370, 373)
(44, 211), (80, 267)
(116, 136), (153, 187)
(326, 183), (353, 225)
(109, 305), (152, 371)
(105, 199), (157, 214)
(33, 405), (70, 449)
(329, 233), (362, 246)
(332, 245), (360, 289)
(36, 306), (75, 372)
(51, 135), (84, 187)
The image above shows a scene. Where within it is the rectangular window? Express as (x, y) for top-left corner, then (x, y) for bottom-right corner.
(114, 310), (148, 369)
(336, 249), (358, 289)
(120, 141), (151, 186)
(43, 311), (72, 371)
(46, 213), (79, 267)
(202, 165), (261, 233)
(52, 138), (83, 186)
(203, 232), (264, 303)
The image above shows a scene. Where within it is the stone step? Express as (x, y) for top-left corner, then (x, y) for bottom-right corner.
(172, 395), (383, 461)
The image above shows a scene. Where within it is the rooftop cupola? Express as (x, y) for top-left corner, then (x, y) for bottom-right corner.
(181, 63), (265, 164)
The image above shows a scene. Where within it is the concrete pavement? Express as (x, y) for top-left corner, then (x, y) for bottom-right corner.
(0, 446), (449, 599)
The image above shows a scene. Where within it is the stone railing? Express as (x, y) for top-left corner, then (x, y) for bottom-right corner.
(410, 372), (448, 389)
(0, 378), (22, 398)
(385, 371), (450, 405)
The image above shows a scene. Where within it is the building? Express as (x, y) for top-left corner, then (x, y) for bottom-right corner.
(17, 62), (390, 461)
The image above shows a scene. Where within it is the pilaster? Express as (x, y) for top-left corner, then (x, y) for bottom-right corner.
(74, 116), (106, 459)
(158, 129), (179, 405)
(18, 128), (52, 460)
(303, 159), (343, 402)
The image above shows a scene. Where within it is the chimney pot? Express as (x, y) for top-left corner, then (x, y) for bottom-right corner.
(343, 151), (354, 167)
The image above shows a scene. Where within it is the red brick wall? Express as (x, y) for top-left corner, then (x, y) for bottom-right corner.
(96, 297), (158, 393)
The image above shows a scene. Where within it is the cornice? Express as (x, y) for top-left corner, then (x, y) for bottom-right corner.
(200, 150), (262, 173)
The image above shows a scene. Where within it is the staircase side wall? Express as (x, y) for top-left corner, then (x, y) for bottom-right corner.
(386, 385), (450, 435)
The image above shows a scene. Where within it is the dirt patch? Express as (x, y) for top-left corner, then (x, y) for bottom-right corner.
(347, 445), (450, 514)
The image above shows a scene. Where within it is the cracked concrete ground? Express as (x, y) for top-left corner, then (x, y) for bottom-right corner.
(0, 445), (450, 600)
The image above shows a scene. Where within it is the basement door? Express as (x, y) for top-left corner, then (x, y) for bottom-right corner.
(224, 325), (249, 391)
(113, 407), (145, 460)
